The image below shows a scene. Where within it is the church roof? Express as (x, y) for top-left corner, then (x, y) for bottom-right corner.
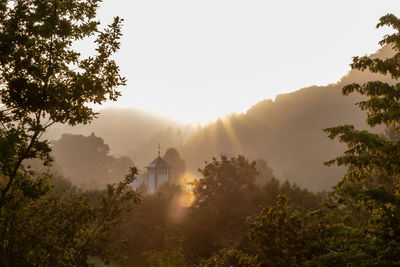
(146, 156), (171, 169)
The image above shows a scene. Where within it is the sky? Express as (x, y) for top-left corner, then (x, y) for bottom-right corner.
(88, 0), (400, 124)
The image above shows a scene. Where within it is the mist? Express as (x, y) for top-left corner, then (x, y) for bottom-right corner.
(46, 47), (392, 192)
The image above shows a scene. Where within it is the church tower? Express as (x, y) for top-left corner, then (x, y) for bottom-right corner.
(145, 144), (171, 194)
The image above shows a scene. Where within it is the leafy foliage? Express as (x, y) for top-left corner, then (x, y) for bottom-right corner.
(0, 0), (140, 265)
(192, 155), (258, 212)
(110, 183), (184, 266)
(143, 238), (187, 267)
(319, 13), (400, 266)
(0, 0), (125, 208)
(200, 248), (259, 267)
(247, 195), (327, 266)
(0, 167), (140, 266)
(183, 155), (260, 261)
(198, 194), (328, 267)
(107, 155), (325, 266)
(180, 14), (400, 267)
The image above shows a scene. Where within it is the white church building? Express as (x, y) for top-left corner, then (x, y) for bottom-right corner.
(145, 150), (171, 194)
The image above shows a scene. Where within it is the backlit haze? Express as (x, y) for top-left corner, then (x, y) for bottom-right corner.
(90, 0), (399, 124)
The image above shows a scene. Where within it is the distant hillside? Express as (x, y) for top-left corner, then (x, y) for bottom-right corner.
(47, 47), (395, 191)
(180, 46), (394, 191)
(45, 108), (191, 168)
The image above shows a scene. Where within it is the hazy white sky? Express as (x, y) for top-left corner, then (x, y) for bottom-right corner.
(91, 0), (399, 124)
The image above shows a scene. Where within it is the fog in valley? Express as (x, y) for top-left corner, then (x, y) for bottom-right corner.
(48, 46), (393, 191)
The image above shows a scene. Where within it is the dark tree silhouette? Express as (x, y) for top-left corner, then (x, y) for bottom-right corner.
(163, 147), (186, 184)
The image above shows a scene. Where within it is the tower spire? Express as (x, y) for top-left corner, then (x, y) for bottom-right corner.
(158, 143), (160, 157)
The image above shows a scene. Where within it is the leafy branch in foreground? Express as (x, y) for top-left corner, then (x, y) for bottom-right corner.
(0, 0), (126, 208)
(0, 0), (138, 265)
(321, 13), (400, 266)
(0, 167), (140, 266)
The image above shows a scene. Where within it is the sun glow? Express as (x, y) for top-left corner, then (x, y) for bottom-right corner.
(93, 0), (400, 125)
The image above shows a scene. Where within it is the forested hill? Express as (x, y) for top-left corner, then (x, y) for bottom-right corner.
(48, 47), (394, 192)
(180, 46), (394, 191)
(45, 107), (191, 167)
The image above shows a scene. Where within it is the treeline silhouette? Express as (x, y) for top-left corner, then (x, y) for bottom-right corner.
(180, 46), (394, 191)
(109, 156), (326, 266)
